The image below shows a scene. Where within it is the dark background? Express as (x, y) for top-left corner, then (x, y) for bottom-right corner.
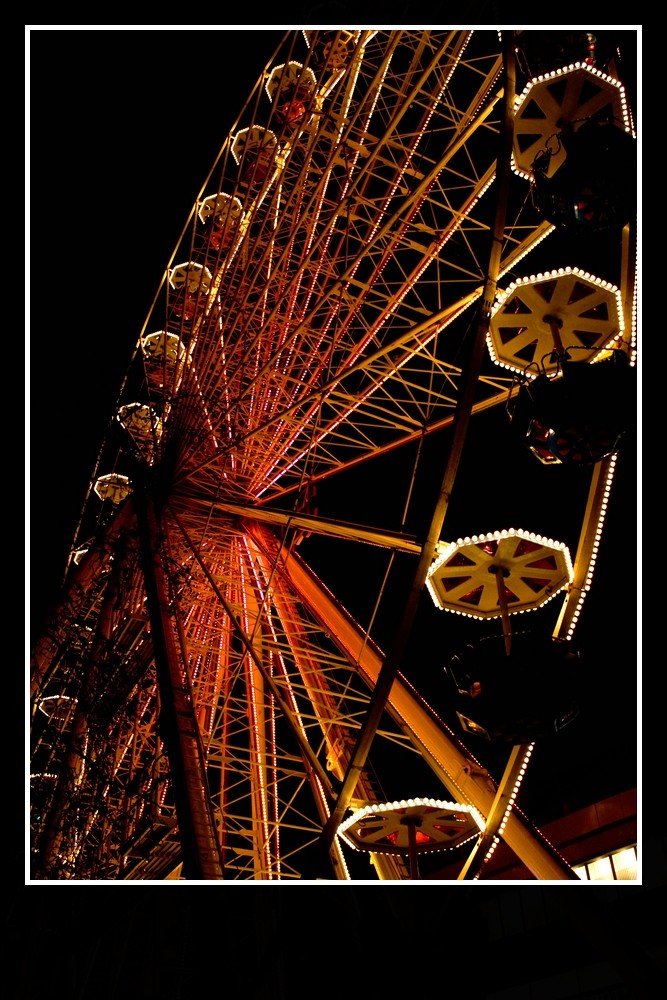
(28, 28), (285, 630)
(27, 27), (641, 836)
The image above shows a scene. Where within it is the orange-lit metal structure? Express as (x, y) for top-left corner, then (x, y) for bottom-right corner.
(29, 29), (637, 881)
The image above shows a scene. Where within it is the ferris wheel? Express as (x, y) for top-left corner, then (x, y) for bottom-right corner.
(30, 29), (637, 881)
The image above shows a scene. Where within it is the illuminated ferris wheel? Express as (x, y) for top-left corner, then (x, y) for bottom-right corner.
(30, 29), (637, 881)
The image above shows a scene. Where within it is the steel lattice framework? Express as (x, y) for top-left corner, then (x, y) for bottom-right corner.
(30, 29), (637, 881)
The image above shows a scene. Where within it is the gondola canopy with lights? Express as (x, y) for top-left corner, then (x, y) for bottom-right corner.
(427, 529), (573, 618)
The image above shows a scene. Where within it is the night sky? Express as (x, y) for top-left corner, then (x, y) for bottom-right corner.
(27, 27), (641, 845)
(28, 28), (285, 632)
